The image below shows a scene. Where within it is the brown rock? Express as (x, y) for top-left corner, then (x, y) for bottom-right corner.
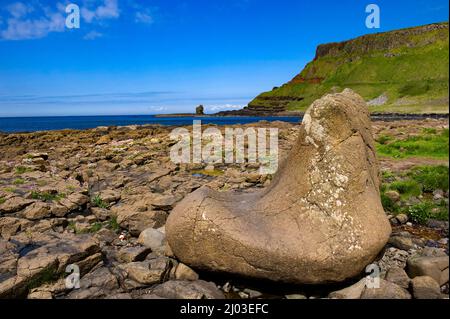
(385, 267), (410, 289)
(166, 89), (391, 284)
(411, 276), (442, 299)
(361, 279), (411, 299)
(22, 202), (51, 220)
(407, 255), (449, 286)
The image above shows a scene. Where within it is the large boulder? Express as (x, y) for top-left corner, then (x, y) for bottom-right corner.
(166, 89), (391, 284)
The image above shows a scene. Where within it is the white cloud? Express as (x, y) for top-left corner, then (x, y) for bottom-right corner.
(207, 104), (244, 112)
(81, 0), (120, 23)
(135, 9), (153, 24)
(83, 30), (102, 40)
(0, 2), (65, 40)
(6, 2), (33, 18)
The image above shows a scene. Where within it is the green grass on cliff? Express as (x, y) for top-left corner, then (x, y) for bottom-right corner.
(250, 23), (449, 113)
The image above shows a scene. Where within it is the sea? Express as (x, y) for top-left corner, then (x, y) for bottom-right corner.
(0, 115), (302, 133)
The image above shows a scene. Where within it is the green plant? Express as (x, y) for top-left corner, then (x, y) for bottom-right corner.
(376, 135), (392, 145)
(380, 191), (401, 213)
(108, 216), (120, 232)
(89, 222), (103, 233)
(15, 166), (33, 175)
(0, 197), (6, 204)
(13, 178), (25, 185)
(3, 187), (16, 193)
(409, 165), (449, 193)
(407, 202), (434, 224)
(388, 180), (422, 198)
(31, 191), (66, 202)
(91, 194), (108, 208)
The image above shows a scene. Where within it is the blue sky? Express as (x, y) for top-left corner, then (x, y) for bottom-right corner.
(0, 0), (448, 117)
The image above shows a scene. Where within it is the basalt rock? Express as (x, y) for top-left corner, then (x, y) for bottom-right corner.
(166, 89), (391, 284)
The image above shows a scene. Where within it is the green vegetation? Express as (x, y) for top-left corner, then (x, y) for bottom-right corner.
(376, 129), (449, 159)
(13, 178), (25, 185)
(26, 267), (60, 291)
(0, 197), (5, 204)
(108, 216), (120, 232)
(89, 222), (103, 233)
(249, 23), (449, 113)
(91, 194), (108, 208)
(15, 166), (34, 175)
(3, 187), (16, 193)
(31, 191), (66, 202)
(380, 165), (449, 224)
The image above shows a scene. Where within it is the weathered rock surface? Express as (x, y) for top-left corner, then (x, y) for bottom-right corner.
(411, 276), (442, 299)
(150, 280), (224, 299)
(361, 279), (411, 299)
(166, 89), (391, 284)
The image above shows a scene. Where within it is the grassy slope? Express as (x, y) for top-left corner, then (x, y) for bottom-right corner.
(250, 23), (449, 113)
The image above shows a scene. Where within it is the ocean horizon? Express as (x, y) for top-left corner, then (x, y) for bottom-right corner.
(0, 114), (302, 133)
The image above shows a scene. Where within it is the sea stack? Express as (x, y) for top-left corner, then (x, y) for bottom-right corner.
(166, 89), (392, 284)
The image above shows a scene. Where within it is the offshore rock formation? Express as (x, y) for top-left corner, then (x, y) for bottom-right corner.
(166, 89), (392, 284)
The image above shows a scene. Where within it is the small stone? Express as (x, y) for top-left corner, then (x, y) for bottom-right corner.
(285, 294), (307, 299)
(385, 267), (410, 289)
(361, 279), (411, 299)
(137, 227), (166, 254)
(22, 202), (51, 220)
(243, 288), (263, 298)
(389, 235), (415, 251)
(174, 263), (199, 281)
(385, 190), (400, 202)
(328, 278), (367, 299)
(407, 255), (449, 286)
(151, 280), (225, 299)
(395, 214), (409, 224)
(411, 276), (442, 299)
(121, 257), (170, 285)
(117, 246), (151, 263)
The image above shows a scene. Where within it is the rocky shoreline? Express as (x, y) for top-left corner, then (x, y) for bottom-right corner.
(0, 114), (448, 299)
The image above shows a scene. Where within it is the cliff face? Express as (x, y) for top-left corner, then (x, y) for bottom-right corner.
(248, 22), (449, 114)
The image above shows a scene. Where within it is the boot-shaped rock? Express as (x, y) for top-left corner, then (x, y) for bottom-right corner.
(166, 89), (391, 284)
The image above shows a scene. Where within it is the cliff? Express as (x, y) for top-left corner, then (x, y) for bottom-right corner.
(248, 22), (449, 114)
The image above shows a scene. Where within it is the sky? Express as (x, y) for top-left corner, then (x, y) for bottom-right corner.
(0, 0), (448, 117)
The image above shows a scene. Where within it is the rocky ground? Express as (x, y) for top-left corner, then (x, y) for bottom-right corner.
(0, 118), (448, 299)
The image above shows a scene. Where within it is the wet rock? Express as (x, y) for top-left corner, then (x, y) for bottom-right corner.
(411, 276), (442, 299)
(151, 280), (224, 299)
